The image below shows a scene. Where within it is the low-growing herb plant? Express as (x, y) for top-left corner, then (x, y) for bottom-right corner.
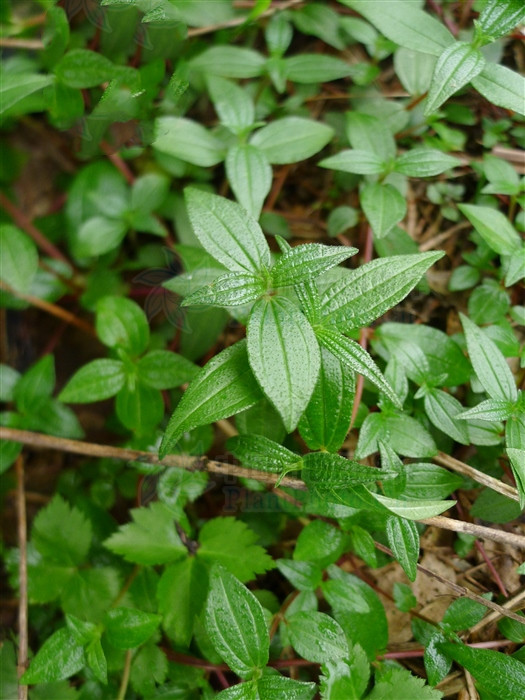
(1, 1), (524, 699)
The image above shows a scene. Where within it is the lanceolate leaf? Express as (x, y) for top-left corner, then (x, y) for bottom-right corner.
(299, 346), (355, 453)
(59, 359), (125, 403)
(226, 144), (272, 219)
(204, 565), (269, 679)
(185, 188), (271, 273)
(423, 389), (470, 445)
(460, 314), (518, 403)
(286, 611), (349, 664)
(471, 62), (525, 115)
(160, 341), (263, 457)
(370, 492), (456, 520)
(247, 296), (320, 433)
(425, 43), (485, 115)
(458, 204), (521, 256)
(386, 516), (419, 581)
(20, 628), (85, 684)
(182, 272), (265, 307)
(346, 112), (396, 161)
(227, 434), (302, 473)
(302, 452), (391, 494)
(343, 0), (454, 56)
(321, 252), (444, 330)
(439, 644), (525, 698)
(153, 117), (225, 167)
(457, 399), (515, 422)
(0, 224), (39, 294)
(271, 243), (357, 288)
(319, 149), (386, 175)
(477, 0), (525, 41)
(394, 149), (461, 177)
(506, 448), (525, 509)
(250, 117), (334, 165)
(207, 76), (255, 133)
(360, 182), (407, 238)
(316, 328), (401, 408)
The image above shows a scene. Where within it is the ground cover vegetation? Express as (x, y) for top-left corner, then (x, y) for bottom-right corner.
(0, 0), (524, 698)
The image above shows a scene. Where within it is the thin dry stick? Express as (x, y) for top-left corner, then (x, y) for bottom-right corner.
(469, 587), (525, 636)
(186, 0), (304, 37)
(434, 451), (520, 503)
(374, 542), (525, 627)
(422, 515), (525, 552)
(15, 456), (28, 700)
(3, 428), (524, 553)
(0, 192), (73, 270)
(0, 282), (96, 337)
(0, 38), (44, 49)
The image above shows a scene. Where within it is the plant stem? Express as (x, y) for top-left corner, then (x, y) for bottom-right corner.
(186, 0), (304, 38)
(0, 281), (96, 337)
(434, 451), (519, 503)
(16, 456), (28, 700)
(117, 650), (132, 700)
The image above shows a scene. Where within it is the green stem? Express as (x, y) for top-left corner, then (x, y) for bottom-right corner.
(117, 650), (132, 700)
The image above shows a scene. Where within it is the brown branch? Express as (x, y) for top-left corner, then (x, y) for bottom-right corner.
(186, 0), (304, 38)
(0, 38), (44, 49)
(0, 192), (74, 271)
(434, 451), (520, 503)
(469, 587), (525, 636)
(16, 456), (28, 700)
(0, 281), (96, 337)
(422, 515), (525, 552)
(375, 541), (525, 626)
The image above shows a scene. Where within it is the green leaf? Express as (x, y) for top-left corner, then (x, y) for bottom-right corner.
(0, 364), (20, 402)
(368, 666), (443, 700)
(189, 46), (266, 78)
(247, 296), (320, 432)
(115, 382), (164, 432)
(137, 350), (198, 390)
(226, 144), (272, 219)
(276, 559), (323, 591)
(425, 42), (485, 115)
(204, 564), (269, 679)
(326, 566), (388, 660)
(20, 628), (85, 684)
(235, 398), (286, 443)
(32, 494), (92, 566)
(0, 224), (39, 294)
(322, 579), (370, 615)
(250, 117), (334, 165)
(349, 525), (378, 568)
(449, 264), (480, 291)
(271, 243), (357, 288)
(344, 0), (454, 56)
(59, 359), (125, 403)
(198, 517), (274, 582)
(460, 313), (518, 403)
(105, 607), (161, 650)
(74, 216), (127, 258)
(103, 501), (187, 565)
(153, 116), (225, 167)
(316, 328), (401, 408)
(96, 296), (149, 356)
(299, 346), (355, 452)
(255, 676), (316, 700)
(157, 557), (208, 647)
(374, 323), (471, 387)
(320, 646), (370, 700)
(457, 399), (514, 422)
(346, 112), (396, 161)
(477, 0), (525, 41)
(319, 149), (386, 175)
(321, 252), (444, 331)
(283, 54), (352, 83)
(130, 642), (168, 697)
(182, 271), (266, 307)
(54, 48), (114, 88)
(385, 516), (419, 581)
(369, 492), (455, 520)
(207, 75), (255, 133)
(227, 434), (302, 473)
(423, 388), (470, 444)
(160, 341), (262, 457)
(302, 452), (388, 498)
(393, 582), (417, 612)
(507, 448), (525, 509)
(442, 597), (488, 631)
(294, 520), (345, 569)
(131, 173), (169, 213)
(286, 611), (349, 663)
(439, 643), (525, 698)
(185, 188), (271, 273)
(14, 355), (55, 414)
(394, 148), (461, 177)
(394, 47), (437, 95)
(361, 182), (407, 238)
(471, 62), (525, 115)
(0, 73), (54, 116)
(458, 204), (521, 256)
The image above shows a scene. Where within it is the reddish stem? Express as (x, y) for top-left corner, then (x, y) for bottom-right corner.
(100, 141), (135, 184)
